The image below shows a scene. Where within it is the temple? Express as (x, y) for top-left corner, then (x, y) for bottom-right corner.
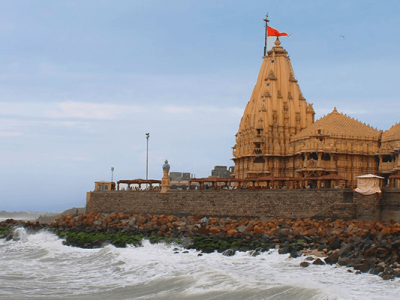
(232, 38), (400, 189)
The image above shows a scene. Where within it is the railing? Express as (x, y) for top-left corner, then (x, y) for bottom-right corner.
(380, 163), (395, 172)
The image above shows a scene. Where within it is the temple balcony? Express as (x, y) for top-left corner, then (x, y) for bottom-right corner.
(380, 162), (395, 173)
(302, 160), (337, 171)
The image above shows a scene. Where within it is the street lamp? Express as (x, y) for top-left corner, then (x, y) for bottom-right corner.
(111, 167), (114, 182)
(146, 133), (150, 189)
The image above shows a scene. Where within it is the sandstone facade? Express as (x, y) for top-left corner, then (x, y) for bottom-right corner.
(232, 38), (400, 188)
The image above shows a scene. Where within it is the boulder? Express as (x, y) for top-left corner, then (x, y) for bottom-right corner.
(128, 218), (137, 227)
(300, 262), (310, 267)
(290, 250), (301, 258)
(312, 258), (325, 265)
(222, 249), (236, 257)
(324, 252), (340, 265)
(278, 245), (291, 255)
(237, 225), (247, 233)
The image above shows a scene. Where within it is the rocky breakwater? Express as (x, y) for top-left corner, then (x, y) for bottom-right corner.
(1, 213), (400, 281)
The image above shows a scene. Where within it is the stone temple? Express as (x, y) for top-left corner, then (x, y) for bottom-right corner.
(232, 38), (400, 189)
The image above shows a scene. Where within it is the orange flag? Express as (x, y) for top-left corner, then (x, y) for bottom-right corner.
(267, 26), (289, 37)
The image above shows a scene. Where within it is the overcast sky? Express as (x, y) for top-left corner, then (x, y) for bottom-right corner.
(1, 0), (400, 212)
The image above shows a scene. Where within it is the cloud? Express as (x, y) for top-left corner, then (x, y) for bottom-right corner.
(71, 157), (88, 162)
(164, 106), (192, 114)
(0, 131), (23, 137)
(0, 101), (243, 120)
(45, 102), (118, 120)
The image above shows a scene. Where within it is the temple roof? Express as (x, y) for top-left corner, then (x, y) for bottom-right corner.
(236, 39), (312, 133)
(234, 39), (314, 158)
(382, 122), (400, 142)
(292, 108), (382, 141)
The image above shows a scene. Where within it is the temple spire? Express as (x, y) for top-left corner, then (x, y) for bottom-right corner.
(263, 14), (269, 57)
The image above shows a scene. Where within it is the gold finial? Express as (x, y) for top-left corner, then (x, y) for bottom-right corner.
(275, 37), (281, 46)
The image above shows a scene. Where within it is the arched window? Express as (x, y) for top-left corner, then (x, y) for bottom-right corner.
(308, 152), (318, 160)
(254, 157), (265, 163)
(321, 153), (331, 161)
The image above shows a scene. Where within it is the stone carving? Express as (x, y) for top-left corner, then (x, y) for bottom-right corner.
(289, 72), (297, 82)
(273, 111), (278, 124)
(263, 91), (271, 97)
(266, 70), (277, 80)
(296, 113), (301, 125)
(307, 159), (318, 168)
(283, 103), (289, 111)
(284, 112), (289, 125)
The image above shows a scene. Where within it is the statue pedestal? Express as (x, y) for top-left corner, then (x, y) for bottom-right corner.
(160, 160), (170, 193)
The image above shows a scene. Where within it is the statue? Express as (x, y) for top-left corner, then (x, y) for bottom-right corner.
(160, 159), (171, 193)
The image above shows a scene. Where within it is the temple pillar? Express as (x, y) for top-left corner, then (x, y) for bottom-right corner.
(317, 152), (322, 167)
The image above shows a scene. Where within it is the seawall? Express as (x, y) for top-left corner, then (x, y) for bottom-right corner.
(86, 188), (400, 222)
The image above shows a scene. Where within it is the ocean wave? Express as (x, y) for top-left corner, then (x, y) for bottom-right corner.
(0, 229), (399, 300)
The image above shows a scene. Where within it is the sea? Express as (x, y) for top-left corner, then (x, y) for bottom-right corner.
(0, 228), (399, 300)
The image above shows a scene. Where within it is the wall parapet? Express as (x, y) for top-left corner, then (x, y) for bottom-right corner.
(86, 189), (358, 220)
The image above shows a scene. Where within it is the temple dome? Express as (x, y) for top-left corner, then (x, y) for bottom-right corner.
(291, 108), (382, 142)
(382, 122), (400, 143)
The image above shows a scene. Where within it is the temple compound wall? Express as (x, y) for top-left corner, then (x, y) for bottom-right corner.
(86, 189), (400, 222)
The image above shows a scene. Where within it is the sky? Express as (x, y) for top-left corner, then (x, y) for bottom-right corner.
(1, 0), (400, 212)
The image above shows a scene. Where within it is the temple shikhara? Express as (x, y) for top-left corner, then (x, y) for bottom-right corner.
(232, 22), (400, 189)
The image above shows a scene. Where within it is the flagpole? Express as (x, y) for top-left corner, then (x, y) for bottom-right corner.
(263, 14), (269, 56)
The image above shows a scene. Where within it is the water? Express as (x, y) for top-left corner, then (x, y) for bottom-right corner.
(0, 228), (399, 300)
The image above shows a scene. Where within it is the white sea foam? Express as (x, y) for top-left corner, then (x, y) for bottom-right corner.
(0, 229), (399, 299)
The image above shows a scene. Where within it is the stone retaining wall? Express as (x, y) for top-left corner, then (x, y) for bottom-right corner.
(86, 189), (358, 220)
(382, 188), (400, 222)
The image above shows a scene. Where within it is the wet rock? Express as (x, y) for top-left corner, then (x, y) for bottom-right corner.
(370, 266), (384, 275)
(278, 245), (291, 255)
(359, 261), (376, 273)
(381, 274), (394, 280)
(290, 250), (301, 258)
(312, 258), (325, 265)
(339, 244), (354, 257)
(329, 240), (341, 251)
(324, 252), (340, 265)
(305, 256), (314, 261)
(222, 249), (236, 257)
(338, 257), (351, 266)
(300, 262), (310, 267)
(249, 250), (261, 257)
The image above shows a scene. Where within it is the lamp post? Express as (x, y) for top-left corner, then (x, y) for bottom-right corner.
(146, 133), (150, 189)
(111, 167), (114, 182)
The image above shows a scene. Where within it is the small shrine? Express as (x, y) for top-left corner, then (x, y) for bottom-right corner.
(355, 174), (384, 195)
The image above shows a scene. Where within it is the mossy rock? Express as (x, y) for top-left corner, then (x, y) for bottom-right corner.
(0, 227), (11, 234)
